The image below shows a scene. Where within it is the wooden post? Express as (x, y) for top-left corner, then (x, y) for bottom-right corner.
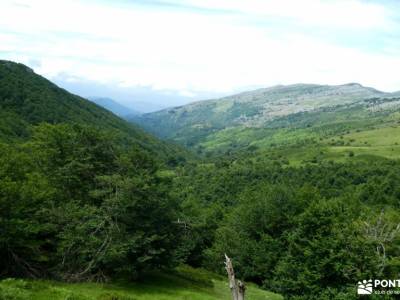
(225, 254), (245, 300)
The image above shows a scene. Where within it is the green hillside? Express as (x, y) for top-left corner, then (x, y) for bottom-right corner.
(2, 61), (400, 300)
(0, 60), (186, 163)
(0, 62), (203, 296)
(133, 84), (400, 161)
(193, 97), (400, 163)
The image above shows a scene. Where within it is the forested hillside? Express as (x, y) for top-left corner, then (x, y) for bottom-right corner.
(171, 155), (400, 299)
(0, 60), (187, 164)
(0, 61), (190, 284)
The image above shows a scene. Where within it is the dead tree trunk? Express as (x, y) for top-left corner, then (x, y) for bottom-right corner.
(225, 254), (245, 300)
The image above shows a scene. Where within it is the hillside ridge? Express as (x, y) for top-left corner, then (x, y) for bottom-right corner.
(0, 60), (188, 162)
(131, 82), (397, 146)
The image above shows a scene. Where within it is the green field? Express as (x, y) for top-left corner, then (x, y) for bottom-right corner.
(323, 125), (400, 161)
(231, 122), (400, 165)
(0, 266), (282, 300)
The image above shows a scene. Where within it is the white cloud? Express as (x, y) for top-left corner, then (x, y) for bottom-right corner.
(0, 0), (399, 99)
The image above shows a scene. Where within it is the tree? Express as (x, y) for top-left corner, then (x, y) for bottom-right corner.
(0, 124), (182, 280)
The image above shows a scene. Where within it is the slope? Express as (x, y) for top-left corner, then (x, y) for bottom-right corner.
(0, 60), (187, 162)
(133, 83), (400, 156)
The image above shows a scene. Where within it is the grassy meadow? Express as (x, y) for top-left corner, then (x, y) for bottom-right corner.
(231, 122), (400, 166)
(0, 266), (282, 300)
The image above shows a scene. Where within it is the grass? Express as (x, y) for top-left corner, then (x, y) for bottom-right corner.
(199, 126), (320, 152)
(340, 125), (400, 146)
(246, 123), (400, 167)
(0, 266), (282, 300)
(324, 125), (400, 161)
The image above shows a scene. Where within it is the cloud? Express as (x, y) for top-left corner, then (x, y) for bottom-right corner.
(0, 0), (400, 103)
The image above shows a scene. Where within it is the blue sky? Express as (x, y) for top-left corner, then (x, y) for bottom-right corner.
(1, 0), (400, 112)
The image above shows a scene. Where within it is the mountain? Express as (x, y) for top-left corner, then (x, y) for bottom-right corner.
(0, 60), (187, 161)
(132, 83), (400, 151)
(88, 97), (139, 117)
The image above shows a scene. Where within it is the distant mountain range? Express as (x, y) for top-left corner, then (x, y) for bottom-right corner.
(88, 97), (139, 118)
(132, 83), (400, 151)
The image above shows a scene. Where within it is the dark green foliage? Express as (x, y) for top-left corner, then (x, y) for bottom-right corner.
(0, 142), (54, 278)
(0, 61), (189, 283)
(0, 124), (180, 281)
(173, 158), (400, 299)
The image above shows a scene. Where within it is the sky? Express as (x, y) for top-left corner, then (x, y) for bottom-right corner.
(1, 0), (400, 112)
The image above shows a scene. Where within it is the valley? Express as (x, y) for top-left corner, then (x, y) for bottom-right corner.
(3, 0), (400, 299)
(1, 61), (400, 300)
